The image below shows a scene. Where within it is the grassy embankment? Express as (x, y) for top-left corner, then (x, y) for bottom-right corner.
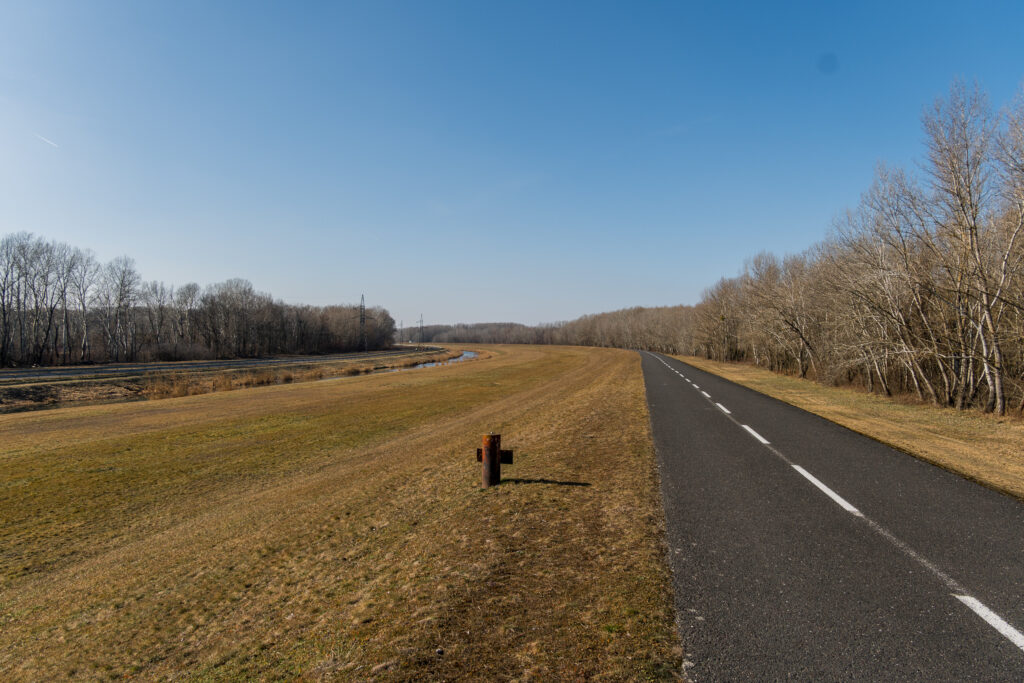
(677, 355), (1024, 501)
(0, 344), (681, 680)
(0, 348), (460, 414)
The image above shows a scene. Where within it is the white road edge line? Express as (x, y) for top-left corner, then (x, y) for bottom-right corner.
(715, 402), (731, 414)
(791, 464), (863, 517)
(741, 424), (770, 444)
(693, 384), (700, 389)
(701, 390), (711, 398)
(954, 595), (1024, 652)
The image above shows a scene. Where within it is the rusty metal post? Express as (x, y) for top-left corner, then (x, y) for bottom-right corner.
(481, 433), (500, 487)
(476, 433), (512, 487)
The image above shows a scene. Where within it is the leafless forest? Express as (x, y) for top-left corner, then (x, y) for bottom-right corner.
(0, 234), (395, 366)
(427, 83), (1024, 416)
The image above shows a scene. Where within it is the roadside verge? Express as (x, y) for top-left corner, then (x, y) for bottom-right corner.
(674, 355), (1024, 501)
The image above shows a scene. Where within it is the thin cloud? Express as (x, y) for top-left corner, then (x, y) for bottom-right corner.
(650, 122), (689, 138)
(34, 134), (59, 148)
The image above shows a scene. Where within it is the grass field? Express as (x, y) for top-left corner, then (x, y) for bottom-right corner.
(677, 355), (1024, 501)
(0, 345), (681, 680)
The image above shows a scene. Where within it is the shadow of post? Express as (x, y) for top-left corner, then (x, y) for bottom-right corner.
(500, 478), (591, 487)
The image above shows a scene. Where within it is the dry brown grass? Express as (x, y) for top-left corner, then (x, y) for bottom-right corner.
(0, 345), (680, 680)
(140, 350), (465, 399)
(677, 355), (1024, 501)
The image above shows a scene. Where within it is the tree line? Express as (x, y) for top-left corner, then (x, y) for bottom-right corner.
(692, 82), (1024, 415)
(0, 233), (395, 367)
(414, 306), (697, 353)
(422, 82), (1024, 416)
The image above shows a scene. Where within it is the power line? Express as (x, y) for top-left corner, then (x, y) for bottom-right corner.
(360, 294), (366, 352)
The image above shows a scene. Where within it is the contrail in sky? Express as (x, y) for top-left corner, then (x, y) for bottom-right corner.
(34, 134), (59, 148)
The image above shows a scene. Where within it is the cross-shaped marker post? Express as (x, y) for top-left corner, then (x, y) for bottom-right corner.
(476, 433), (513, 487)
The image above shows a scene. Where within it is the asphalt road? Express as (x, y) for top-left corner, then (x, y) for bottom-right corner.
(0, 347), (440, 384)
(641, 352), (1024, 680)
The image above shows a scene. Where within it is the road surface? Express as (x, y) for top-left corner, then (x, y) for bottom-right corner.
(641, 351), (1024, 680)
(0, 347), (441, 384)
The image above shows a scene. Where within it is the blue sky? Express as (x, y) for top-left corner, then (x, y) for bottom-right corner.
(3, 1), (1023, 326)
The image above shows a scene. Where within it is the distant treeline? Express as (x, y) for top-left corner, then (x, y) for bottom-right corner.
(422, 82), (1024, 416)
(412, 307), (695, 354)
(0, 232), (395, 366)
(403, 322), (562, 345)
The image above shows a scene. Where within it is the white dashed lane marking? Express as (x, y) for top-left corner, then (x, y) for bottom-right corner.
(741, 424), (770, 444)
(648, 351), (1024, 655)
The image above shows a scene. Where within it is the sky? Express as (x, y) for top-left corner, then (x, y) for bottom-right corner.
(3, 1), (1024, 326)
